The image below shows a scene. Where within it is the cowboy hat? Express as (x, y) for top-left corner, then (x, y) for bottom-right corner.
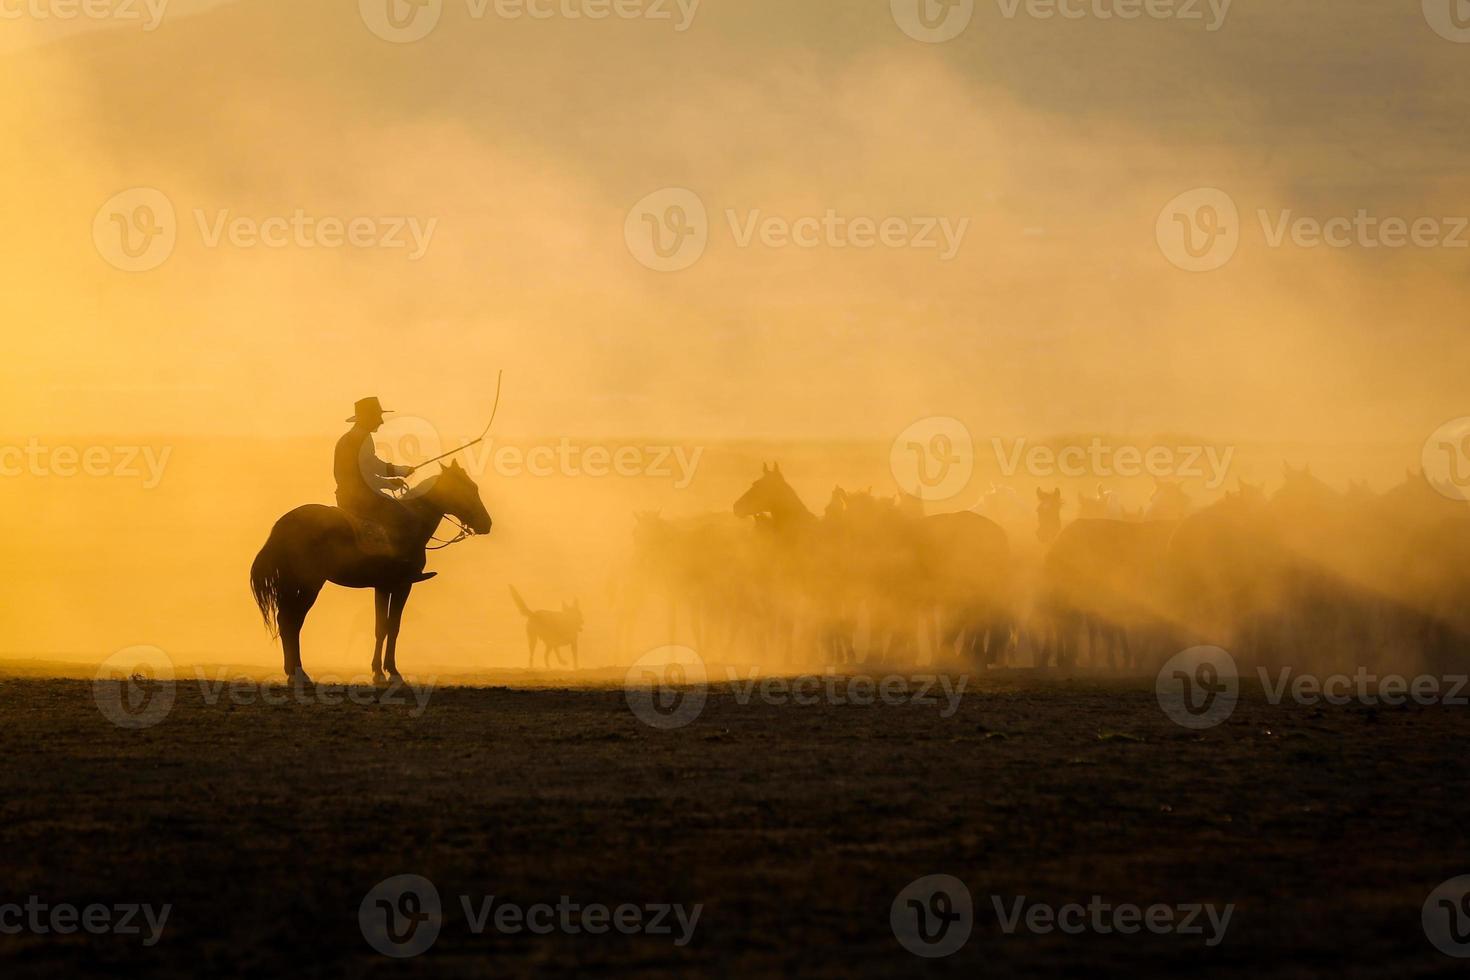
(346, 396), (393, 422)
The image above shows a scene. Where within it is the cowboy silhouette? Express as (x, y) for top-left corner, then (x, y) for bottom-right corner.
(334, 396), (433, 580)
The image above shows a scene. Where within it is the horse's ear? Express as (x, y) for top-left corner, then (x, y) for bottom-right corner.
(774, 462), (783, 476)
(762, 463), (771, 475)
(1036, 488), (1044, 501)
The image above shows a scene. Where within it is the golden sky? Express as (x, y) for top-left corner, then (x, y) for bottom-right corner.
(3, 0), (1467, 440)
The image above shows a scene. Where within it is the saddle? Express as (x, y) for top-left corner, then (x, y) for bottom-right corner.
(341, 512), (402, 557)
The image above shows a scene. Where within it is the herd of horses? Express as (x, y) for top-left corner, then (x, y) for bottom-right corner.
(617, 463), (1470, 675)
(246, 453), (1470, 681)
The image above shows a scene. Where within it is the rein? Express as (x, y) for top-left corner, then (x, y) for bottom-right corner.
(388, 491), (476, 551)
(426, 515), (474, 550)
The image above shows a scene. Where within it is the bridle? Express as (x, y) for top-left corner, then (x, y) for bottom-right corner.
(427, 514), (475, 550)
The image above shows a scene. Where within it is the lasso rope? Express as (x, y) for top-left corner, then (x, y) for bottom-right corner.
(400, 374), (505, 550)
(405, 370), (504, 477)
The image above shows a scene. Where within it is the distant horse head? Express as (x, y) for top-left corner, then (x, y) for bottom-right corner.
(1346, 478), (1375, 503)
(1036, 487), (1063, 543)
(1271, 463), (1338, 511)
(1145, 478), (1192, 521)
(1381, 467), (1468, 524)
(978, 482), (1025, 526)
(1078, 483), (1122, 520)
(630, 510), (673, 560)
(734, 463), (813, 527)
(422, 459), (492, 534)
(1234, 479), (1267, 507)
(824, 486), (849, 520)
(844, 488), (892, 523)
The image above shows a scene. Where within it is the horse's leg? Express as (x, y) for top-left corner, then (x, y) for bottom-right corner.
(383, 584), (412, 679)
(371, 588), (390, 684)
(570, 638), (579, 671)
(527, 626), (537, 668)
(280, 584), (322, 684)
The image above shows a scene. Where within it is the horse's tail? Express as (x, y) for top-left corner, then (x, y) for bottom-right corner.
(508, 585), (531, 618)
(251, 533), (284, 638)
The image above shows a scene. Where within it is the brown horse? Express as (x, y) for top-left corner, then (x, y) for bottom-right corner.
(734, 465), (1012, 667)
(250, 460), (492, 684)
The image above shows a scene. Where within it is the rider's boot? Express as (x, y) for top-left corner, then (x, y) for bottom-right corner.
(395, 556), (436, 584)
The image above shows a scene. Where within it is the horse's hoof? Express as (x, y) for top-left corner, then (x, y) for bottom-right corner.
(373, 672), (388, 685)
(292, 672), (314, 687)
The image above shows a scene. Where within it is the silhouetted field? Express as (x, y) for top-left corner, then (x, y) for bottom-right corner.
(1, 675), (1467, 977)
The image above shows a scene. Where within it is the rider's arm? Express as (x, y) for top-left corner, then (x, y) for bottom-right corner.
(364, 453), (410, 489)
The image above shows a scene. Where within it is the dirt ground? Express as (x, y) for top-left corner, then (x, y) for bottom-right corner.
(0, 671), (1467, 978)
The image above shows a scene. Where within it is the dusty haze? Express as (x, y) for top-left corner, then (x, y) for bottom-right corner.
(2, 0), (1467, 671)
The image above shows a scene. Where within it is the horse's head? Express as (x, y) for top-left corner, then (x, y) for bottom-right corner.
(824, 487), (849, 520)
(1036, 487), (1063, 543)
(428, 460), (492, 535)
(734, 463), (793, 519)
(631, 510), (670, 555)
(1271, 463), (1338, 514)
(1236, 479), (1266, 506)
(1147, 478), (1193, 520)
(1381, 467), (1468, 523)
